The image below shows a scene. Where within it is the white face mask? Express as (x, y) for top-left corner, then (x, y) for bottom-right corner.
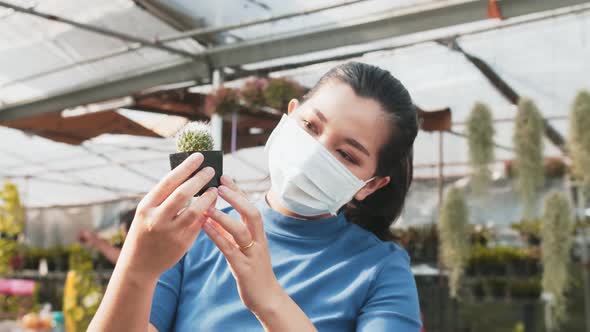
(265, 114), (374, 217)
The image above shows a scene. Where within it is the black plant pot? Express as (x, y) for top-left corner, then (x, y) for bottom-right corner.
(169, 150), (223, 196)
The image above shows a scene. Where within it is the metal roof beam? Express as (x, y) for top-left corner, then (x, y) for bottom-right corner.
(0, 1), (201, 59)
(0, 61), (209, 121)
(0, 0), (586, 121)
(205, 0), (589, 67)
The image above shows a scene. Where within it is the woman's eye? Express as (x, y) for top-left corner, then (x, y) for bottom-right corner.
(302, 120), (317, 134)
(337, 150), (356, 164)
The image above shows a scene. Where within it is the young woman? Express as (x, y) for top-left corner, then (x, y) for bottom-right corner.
(89, 62), (421, 331)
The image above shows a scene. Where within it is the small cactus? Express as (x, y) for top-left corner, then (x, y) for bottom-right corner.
(175, 121), (214, 152)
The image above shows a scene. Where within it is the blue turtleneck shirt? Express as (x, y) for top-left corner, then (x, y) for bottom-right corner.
(149, 199), (421, 331)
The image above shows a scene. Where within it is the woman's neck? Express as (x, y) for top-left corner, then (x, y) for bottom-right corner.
(265, 190), (333, 220)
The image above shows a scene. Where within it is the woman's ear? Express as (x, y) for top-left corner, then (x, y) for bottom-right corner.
(287, 99), (299, 115)
(354, 176), (390, 201)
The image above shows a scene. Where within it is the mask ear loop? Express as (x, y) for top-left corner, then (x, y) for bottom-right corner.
(336, 176), (377, 216)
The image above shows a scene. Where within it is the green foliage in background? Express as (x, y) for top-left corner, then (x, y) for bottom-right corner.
(0, 284), (39, 316)
(511, 219), (542, 238)
(541, 192), (574, 330)
(263, 77), (305, 111)
(0, 182), (24, 275)
(512, 321), (525, 332)
(467, 102), (495, 194)
(175, 121), (214, 152)
(513, 98), (545, 217)
(439, 187), (470, 298)
(568, 90), (590, 192)
(107, 229), (125, 247)
(64, 244), (103, 332)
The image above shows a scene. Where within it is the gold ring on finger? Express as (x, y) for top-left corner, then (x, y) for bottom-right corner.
(239, 240), (255, 252)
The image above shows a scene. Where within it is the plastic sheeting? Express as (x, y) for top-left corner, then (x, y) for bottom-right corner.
(0, 0), (203, 106)
(0, 1), (588, 212)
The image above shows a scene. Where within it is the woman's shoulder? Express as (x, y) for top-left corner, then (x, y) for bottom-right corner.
(346, 222), (411, 265)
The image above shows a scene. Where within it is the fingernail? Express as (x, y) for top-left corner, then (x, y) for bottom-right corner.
(202, 222), (211, 231)
(189, 153), (203, 163)
(203, 167), (215, 175)
(207, 205), (215, 214)
(219, 186), (229, 194)
(207, 187), (218, 195)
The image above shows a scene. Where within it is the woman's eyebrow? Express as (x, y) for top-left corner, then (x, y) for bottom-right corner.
(312, 107), (370, 156)
(312, 108), (328, 123)
(344, 138), (371, 157)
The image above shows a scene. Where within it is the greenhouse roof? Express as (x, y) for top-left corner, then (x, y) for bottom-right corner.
(0, 0), (589, 207)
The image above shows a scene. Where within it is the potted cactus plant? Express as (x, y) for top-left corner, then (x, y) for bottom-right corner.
(169, 121), (222, 196)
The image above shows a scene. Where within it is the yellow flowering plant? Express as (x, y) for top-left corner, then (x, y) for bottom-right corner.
(63, 244), (103, 332)
(0, 181), (24, 275)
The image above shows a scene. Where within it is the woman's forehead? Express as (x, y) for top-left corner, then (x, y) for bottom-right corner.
(303, 82), (391, 151)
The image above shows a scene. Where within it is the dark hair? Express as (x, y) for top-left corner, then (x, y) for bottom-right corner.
(120, 208), (136, 231)
(304, 62), (418, 241)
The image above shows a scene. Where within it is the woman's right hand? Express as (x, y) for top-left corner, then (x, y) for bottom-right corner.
(117, 152), (218, 284)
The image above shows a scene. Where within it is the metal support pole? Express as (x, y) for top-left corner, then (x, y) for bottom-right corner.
(437, 131), (446, 329)
(231, 111), (238, 153)
(438, 131), (445, 212)
(211, 70), (224, 151)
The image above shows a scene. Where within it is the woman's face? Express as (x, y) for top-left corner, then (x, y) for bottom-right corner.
(287, 81), (392, 201)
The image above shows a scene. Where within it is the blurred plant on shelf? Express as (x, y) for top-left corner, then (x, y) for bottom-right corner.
(511, 219), (542, 246)
(392, 224), (439, 264)
(0, 285), (40, 320)
(568, 90), (590, 192)
(467, 102), (495, 194)
(470, 224), (492, 247)
(63, 244), (103, 332)
(512, 98), (545, 217)
(0, 293), (20, 315)
(21, 245), (70, 271)
(438, 187), (470, 298)
(467, 245), (539, 277)
(0, 181), (25, 275)
(541, 192), (574, 330)
(509, 278), (542, 299)
(107, 229), (125, 247)
(512, 321), (525, 332)
(487, 276), (509, 299)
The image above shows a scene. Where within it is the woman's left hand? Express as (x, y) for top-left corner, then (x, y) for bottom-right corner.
(203, 176), (284, 317)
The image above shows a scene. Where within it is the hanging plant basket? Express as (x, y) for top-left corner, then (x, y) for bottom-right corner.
(466, 102), (495, 194)
(569, 90), (590, 190)
(204, 86), (241, 116)
(512, 98), (544, 217)
(263, 77), (305, 111)
(240, 78), (268, 109)
(169, 122), (222, 196)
